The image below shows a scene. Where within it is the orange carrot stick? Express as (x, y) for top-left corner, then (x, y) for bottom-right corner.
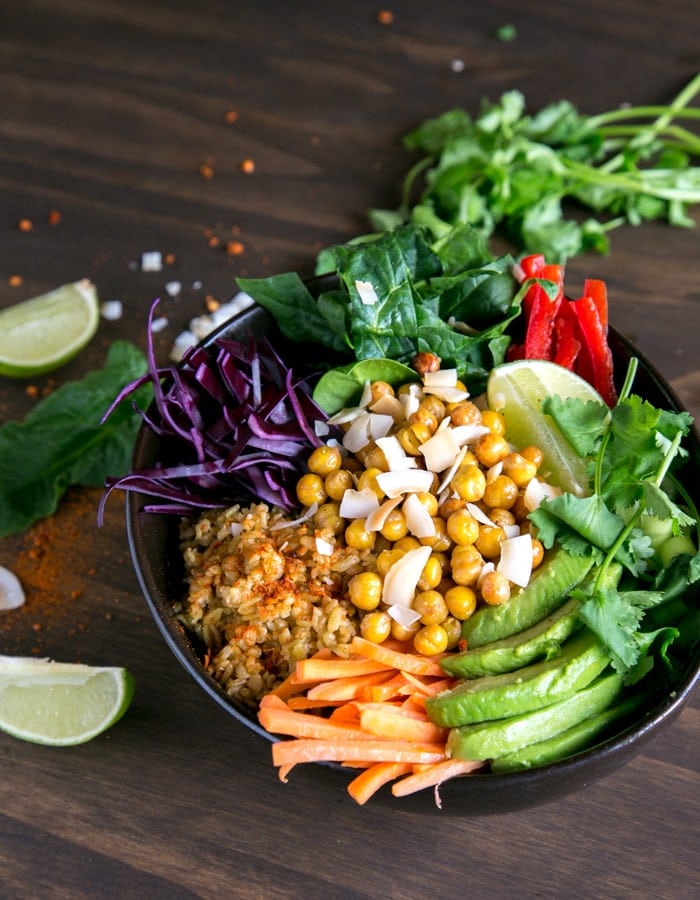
(359, 707), (447, 743)
(347, 762), (414, 806)
(294, 656), (393, 683)
(258, 706), (374, 742)
(286, 697), (346, 711)
(306, 670), (394, 701)
(271, 738), (446, 767)
(350, 636), (446, 677)
(390, 758), (485, 797)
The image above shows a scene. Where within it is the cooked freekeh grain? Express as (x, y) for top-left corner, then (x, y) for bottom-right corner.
(178, 503), (369, 707)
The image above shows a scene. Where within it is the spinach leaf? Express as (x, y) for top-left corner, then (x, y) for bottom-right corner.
(0, 341), (151, 538)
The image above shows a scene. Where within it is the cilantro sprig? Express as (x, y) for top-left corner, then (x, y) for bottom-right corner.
(529, 358), (699, 680)
(370, 74), (700, 262)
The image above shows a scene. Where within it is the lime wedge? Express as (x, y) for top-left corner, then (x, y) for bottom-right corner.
(0, 655), (134, 746)
(0, 279), (99, 378)
(487, 359), (606, 497)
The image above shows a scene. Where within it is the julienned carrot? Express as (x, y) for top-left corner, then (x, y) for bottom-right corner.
(286, 697), (346, 711)
(390, 759), (486, 799)
(294, 656), (393, 683)
(258, 704), (376, 742)
(271, 738), (446, 767)
(347, 762), (414, 806)
(350, 636), (446, 676)
(359, 707), (447, 743)
(363, 671), (412, 702)
(306, 670), (394, 701)
(401, 671), (454, 697)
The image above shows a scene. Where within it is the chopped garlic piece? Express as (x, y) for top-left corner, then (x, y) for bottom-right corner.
(0, 566), (25, 611)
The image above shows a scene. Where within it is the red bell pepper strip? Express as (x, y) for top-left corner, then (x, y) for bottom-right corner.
(523, 264), (564, 361)
(582, 278), (608, 332)
(552, 304), (581, 370)
(570, 296), (617, 407)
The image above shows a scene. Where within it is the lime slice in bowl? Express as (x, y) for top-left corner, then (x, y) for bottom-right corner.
(0, 279), (99, 378)
(487, 359), (607, 497)
(0, 655), (134, 746)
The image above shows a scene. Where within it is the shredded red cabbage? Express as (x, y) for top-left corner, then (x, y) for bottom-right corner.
(99, 300), (329, 521)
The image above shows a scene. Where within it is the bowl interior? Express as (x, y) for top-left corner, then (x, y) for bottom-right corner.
(126, 295), (700, 814)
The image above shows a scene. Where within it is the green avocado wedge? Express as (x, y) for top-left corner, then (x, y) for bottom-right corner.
(426, 629), (611, 728)
(447, 671), (624, 761)
(490, 692), (647, 772)
(460, 547), (594, 649)
(440, 596), (583, 679)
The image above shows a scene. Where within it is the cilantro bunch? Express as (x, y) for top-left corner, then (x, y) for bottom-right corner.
(371, 74), (700, 261)
(530, 359), (700, 682)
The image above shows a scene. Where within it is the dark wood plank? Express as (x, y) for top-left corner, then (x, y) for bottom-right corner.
(1, 1), (698, 897)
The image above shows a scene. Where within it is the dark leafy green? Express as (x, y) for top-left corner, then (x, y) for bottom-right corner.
(368, 75), (700, 261)
(239, 224), (525, 410)
(0, 341), (151, 538)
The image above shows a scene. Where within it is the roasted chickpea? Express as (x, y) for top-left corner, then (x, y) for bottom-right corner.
(532, 537), (545, 568)
(345, 519), (376, 551)
(324, 468), (355, 501)
(413, 623), (449, 656)
(296, 473), (327, 507)
(480, 570), (511, 606)
(420, 395), (446, 422)
(360, 610), (392, 643)
(488, 507), (516, 529)
(390, 617), (421, 642)
(475, 524), (506, 559)
(502, 452), (538, 488)
(409, 406), (440, 434)
(442, 615), (462, 649)
(307, 444), (343, 477)
(357, 467), (385, 500)
(474, 432), (510, 468)
(483, 474), (519, 510)
(414, 491), (439, 518)
(446, 508), (480, 545)
(520, 445), (544, 469)
(369, 380), (395, 404)
(437, 497), (466, 519)
(444, 584), (478, 620)
(481, 409), (507, 435)
(450, 544), (484, 586)
(380, 508), (409, 542)
(413, 590), (448, 626)
(314, 502), (344, 535)
(451, 464), (486, 503)
(417, 554), (444, 591)
(448, 400), (483, 427)
(347, 571), (383, 611)
(419, 517), (452, 553)
(376, 547), (405, 576)
(394, 536), (421, 553)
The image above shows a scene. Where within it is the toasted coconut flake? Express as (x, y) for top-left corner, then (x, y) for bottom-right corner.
(358, 379), (373, 409)
(423, 368), (458, 388)
(403, 493), (436, 538)
(497, 533), (533, 587)
(523, 479), (563, 511)
(366, 413), (395, 442)
(270, 503), (318, 530)
(382, 546), (432, 607)
(477, 561), (495, 587)
(376, 469), (434, 499)
(387, 604), (422, 627)
(342, 413), (373, 453)
(466, 502), (494, 527)
(486, 460), (504, 483)
(419, 429), (460, 473)
(327, 406), (364, 426)
(422, 384), (469, 403)
(450, 424), (489, 446)
(436, 446), (468, 494)
(376, 436), (417, 471)
(339, 488), (380, 519)
(370, 394), (407, 422)
(503, 523), (521, 540)
(365, 496), (403, 532)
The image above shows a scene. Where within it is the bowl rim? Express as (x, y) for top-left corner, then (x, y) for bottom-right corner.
(125, 283), (700, 809)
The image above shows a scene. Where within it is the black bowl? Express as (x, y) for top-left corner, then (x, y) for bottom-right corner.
(126, 288), (700, 815)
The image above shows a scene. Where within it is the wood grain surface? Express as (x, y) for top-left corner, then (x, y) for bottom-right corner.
(1, 2), (698, 897)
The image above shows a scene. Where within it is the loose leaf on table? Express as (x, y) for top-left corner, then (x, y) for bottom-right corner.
(0, 341), (151, 537)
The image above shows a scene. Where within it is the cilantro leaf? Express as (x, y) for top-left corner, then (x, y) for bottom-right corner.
(577, 588), (645, 672)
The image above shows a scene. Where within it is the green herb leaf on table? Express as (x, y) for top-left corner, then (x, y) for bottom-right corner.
(0, 341), (151, 538)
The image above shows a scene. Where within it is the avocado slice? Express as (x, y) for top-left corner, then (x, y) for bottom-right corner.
(461, 547), (594, 648)
(441, 596), (582, 679)
(447, 670), (624, 761)
(426, 629), (611, 728)
(490, 691), (646, 772)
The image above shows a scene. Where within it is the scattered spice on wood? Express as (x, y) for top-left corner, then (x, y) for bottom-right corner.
(198, 162), (215, 179)
(8, 275), (23, 287)
(224, 109), (239, 124)
(376, 10), (394, 25)
(47, 209), (62, 226)
(240, 158), (256, 174)
(17, 218), (34, 232)
(225, 239), (245, 256)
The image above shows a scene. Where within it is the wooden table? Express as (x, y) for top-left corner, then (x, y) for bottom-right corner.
(1, 2), (698, 896)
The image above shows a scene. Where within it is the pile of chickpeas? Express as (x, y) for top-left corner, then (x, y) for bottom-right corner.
(295, 375), (547, 658)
